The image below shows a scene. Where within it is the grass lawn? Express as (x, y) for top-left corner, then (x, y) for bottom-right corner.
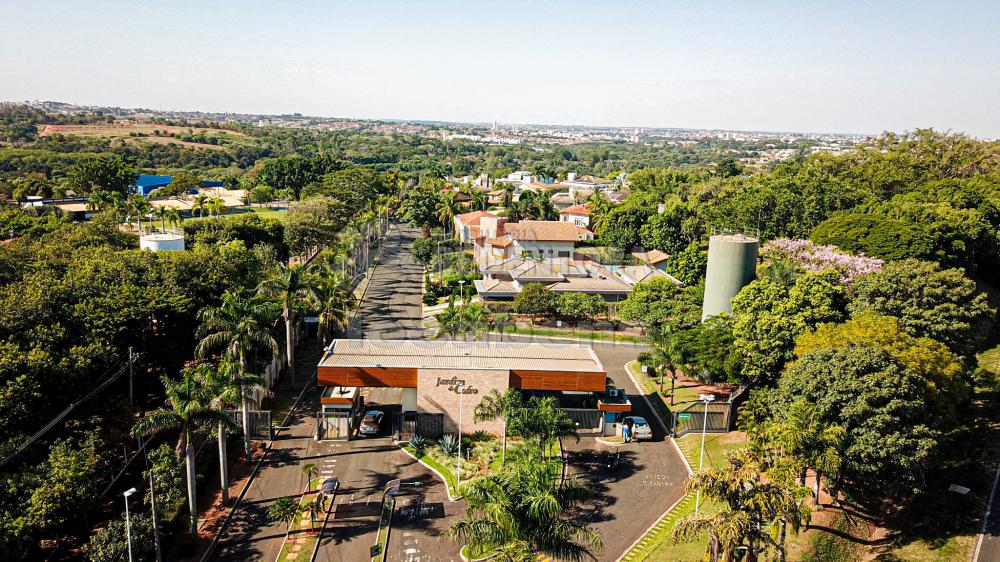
(499, 324), (643, 343)
(404, 444), (460, 496)
(371, 495), (395, 562)
(275, 478), (325, 562)
(180, 206), (288, 223)
(675, 431), (748, 473)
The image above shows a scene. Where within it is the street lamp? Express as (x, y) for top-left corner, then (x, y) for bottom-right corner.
(456, 381), (465, 494)
(458, 279), (466, 305)
(124, 487), (137, 562)
(694, 394), (715, 515)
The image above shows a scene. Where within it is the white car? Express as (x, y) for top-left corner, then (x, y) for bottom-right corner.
(359, 410), (384, 436)
(624, 416), (653, 441)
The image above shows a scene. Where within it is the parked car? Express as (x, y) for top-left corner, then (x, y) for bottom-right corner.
(624, 416), (653, 441)
(359, 410), (384, 436)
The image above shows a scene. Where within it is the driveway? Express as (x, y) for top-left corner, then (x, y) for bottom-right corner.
(347, 224), (425, 340)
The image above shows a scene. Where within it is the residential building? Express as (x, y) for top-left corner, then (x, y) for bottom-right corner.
(631, 249), (670, 271)
(559, 203), (592, 228)
(454, 210), (503, 244)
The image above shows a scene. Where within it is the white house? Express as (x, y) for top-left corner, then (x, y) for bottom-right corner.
(559, 203), (592, 228)
(454, 210), (502, 243)
(473, 220), (592, 269)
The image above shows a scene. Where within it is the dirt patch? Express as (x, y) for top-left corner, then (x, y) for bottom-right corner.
(123, 136), (228, 151)
(39, 123), (245, 138)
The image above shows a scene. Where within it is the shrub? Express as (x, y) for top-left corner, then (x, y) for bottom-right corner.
(409, 435), (428, 455)
(438, 434), (460, 456)
(423, 290), (439, 306)
(412, 236), (435, 263)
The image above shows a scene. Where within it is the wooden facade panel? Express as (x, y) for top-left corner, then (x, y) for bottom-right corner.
(598, 402), (632, 412)
(510, 370), (606, 392)
(317, 366), (418, 388)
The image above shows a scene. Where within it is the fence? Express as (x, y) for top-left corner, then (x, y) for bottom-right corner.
(392, 412), (444, 441)
(562, 408), (603, 435)
(224, 410), (274, 440)
(317, 410), (353, 440)
(671, 402), (730, 437)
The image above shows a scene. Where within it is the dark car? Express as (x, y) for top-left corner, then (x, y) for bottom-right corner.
(359, 410), (384, 436)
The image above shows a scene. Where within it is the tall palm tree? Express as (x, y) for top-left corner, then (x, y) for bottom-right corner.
(153, 206), (169, 231)
(672, 449), (810, 562)
(490, 311), (513, 342)
(126, 194), (151, 234)
(86, 191), (109, 212)
(436, 191), (461, 236)
(192, 194), (208, 218)
(314, 273), (356, 346)
(166, 208), (183, 230)
(767, 399), (845, 506)
(196, 291), (280, 459)
(208, 197), (225, 218)
(448, 459), (602, 561)
(651, 332), (685, 405)
(257, 263), (321, 385)
(301, 499), (322, 533)
(474, 388), (523, 466)
(302, 463), (319, 491)
(132, 367), (235, 539)
(201, 359), (267, 505)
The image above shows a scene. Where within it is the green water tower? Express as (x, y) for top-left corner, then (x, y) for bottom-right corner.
(701, 231), (759, 321)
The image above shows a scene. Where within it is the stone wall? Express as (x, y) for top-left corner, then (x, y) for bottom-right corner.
(416, 369), (509, 436)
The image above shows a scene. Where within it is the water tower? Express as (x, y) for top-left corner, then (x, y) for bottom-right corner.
(701, 231), (759, 321)
(140, 232), (185, 252)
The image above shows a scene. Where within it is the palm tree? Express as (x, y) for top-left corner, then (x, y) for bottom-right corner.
(474, 388), (523, 466)
(257, 263), (321, 384)
(508, 396), (579, 461)
(196, 291), (280, 459)
(153, 206), (169, 231)
(86, 191), (109, 213)
(651, 332), (685, 405)
(301, 499), (322, 533)
(208, 197), (225, 218)
(672, 449), (810, 562)
(166, 208), (183, 230)
(302, 463), (319, 491)
(767, 399), (845, 506)
(436, 191), (461, 236)
(192, 194), (208, 218)
(126, 194), (151, 234)
(448, 459), (602, 561)
(490, 311), (513, 341)
(269, 496), (299, 532)
(132, 367), (235, 539)
(314, 274), (356, 346)
(201, 359), (267, 505)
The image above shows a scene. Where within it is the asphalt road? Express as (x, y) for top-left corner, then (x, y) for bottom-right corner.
(975, 462), (1000, 561)
(346, 224), (425, 340)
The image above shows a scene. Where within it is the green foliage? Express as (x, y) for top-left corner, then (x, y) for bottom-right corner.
(555, 292), (603, 325)
(400, 180), (443, 233)
(268, 496), (299, 530)
(810, 213), (932, 261)
(639, 197), (691, 255)
(513, 282), (556, 320)
(412, 236), (435, 263)
(145, 444), (186, 519)
(301, 166), (384, 219)
(596, 205), (651, 250)
(24, 432), (106, 536)
(665, 241), (707, 285)
(183, 213), (287, 259)
(848, 259), (993, 359)
(65, 154), (138, 198)
(776, 345), (938, 500)
(83, 513), (156, 562)
(617, 277), (683, 329)
(731, 271), (847, 381)
(284, 196), (349, 256)
(668, 316), (742, 384)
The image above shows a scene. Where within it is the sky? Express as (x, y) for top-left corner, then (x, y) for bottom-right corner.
(2, 0), (999, 137)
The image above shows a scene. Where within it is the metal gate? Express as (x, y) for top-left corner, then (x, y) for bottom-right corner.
(317, 411), (352, 440)
(562, 409), (602, 435)
(392, 413), (444, 440)
(672, 402), (729, 437)
(224, 410), (273, 440)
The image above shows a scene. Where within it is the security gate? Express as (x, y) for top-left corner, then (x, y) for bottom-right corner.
(672, 402), (729, 437)
(317, 410), (352, 440)
(562, 408), (602, 435)
(392, 413), (444, 440)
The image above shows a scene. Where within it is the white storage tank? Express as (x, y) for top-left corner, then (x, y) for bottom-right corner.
(701, 232), (758, 321)
(140, 232), (185, 252)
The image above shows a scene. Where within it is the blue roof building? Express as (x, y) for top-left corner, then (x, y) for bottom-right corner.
(135, 174), (173, 197)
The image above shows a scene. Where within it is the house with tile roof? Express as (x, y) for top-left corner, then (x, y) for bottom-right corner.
(559, 203), (592, 228)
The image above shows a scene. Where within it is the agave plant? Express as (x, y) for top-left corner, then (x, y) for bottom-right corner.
(409, 434), (428, 455)
(438, 433), (460, 456)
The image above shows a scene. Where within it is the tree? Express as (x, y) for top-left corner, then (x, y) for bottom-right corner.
(668, 316), (742, 385)
(400, 180), (443, 237)
(284, 196), (349, 257)
(132, 368), (236, 538)
(776, 345), (938, 500)
(66, 154), (137, 198)
(302, 464), (319, 491)
(767, 399), (845, 506)
(474, 388), (524, 466)
(556, 292), (599, 326)
(412, 236), (435, 263)
(715, 156), (743, 178)
(508, 396), (578, 458)
(192, 194), (208, 218)
(196, 291), (280, 459)
(810, 213), (933, 261)
(201, 360), (267, 505)
(257, 262), (321, 382)
(731, 271), (847, 382)
(436, 191), (461, 234)
(672, 449), (809, 562)
(848, 258), (993, 359)
(490, 311), (514, 341)
(83, 513), (156, 562)
(314, 273), (356, 346)
(268, 496), (299, 531)
(664, 241), (707, 285)
(300, 499), (322, 532)
(144, 444), (186, 521)
(448, 459), (602, 561)
(597, 205), (650, 250)
(24, 432), (104, 538)
(513, 282), (556, 324)
(617, 277), (683, 332)
(639, 197), (690, 255)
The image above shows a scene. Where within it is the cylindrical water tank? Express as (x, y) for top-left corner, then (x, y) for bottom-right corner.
(140, 233), (185, 252)
(701, 233), (759, 321)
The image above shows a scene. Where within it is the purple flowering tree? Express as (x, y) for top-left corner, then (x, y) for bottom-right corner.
(762, 238), (883, 283)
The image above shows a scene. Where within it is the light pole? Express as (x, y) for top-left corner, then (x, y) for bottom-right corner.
(124, 487), (137, 562)
(458, 279), (466, 306)
(456, 381), (465, 494)
(694, 394), (715, 514)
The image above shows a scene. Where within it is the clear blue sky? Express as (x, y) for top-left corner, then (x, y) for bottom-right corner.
(2, 0), (998, 137)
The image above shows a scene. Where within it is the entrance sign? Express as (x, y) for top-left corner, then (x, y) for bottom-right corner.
(435, 377), (479, 395)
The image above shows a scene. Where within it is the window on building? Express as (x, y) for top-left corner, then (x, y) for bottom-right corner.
(558, 251), (570, 258)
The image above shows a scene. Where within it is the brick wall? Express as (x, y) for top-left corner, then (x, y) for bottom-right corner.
(416, 369), (510, 436)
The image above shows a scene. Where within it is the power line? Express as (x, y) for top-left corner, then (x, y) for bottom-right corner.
(0, 353), (140, 469)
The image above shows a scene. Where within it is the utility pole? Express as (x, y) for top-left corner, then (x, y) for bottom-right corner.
(148, 462), (163, 562)
(128, 346), (134, 405)
(457, 381), (465, 493)
(694, 393), (716, 514)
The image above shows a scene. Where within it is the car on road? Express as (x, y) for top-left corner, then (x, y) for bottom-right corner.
(359, 410), (384, 436)
(624, 416), (653, 441)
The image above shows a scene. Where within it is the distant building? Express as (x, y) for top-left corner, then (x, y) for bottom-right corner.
(453, 210), (502, 244)
(559, 203), (592, 228)
(135, 174), (173, 197)
(631, 249), (670, 271)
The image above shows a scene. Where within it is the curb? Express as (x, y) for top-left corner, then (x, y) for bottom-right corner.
(615, 492), (693, 562)
(396, 444), (463, 501)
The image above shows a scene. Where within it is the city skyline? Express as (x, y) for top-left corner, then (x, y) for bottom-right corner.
(2, 1), (999, 137)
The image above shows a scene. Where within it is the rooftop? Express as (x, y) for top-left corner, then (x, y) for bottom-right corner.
(456, 210), (498, 226)
(321, 339), (605, 373)
(504, 220), (580, 242)
(631, 249), (670, 264)
(560, 203), (591, 216)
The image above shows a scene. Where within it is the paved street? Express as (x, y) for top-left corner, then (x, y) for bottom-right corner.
(975, 462), (1000, 562)
(347, 224), (425, 340)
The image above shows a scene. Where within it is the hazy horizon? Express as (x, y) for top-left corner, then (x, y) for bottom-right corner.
(2, 0), (999, 138)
